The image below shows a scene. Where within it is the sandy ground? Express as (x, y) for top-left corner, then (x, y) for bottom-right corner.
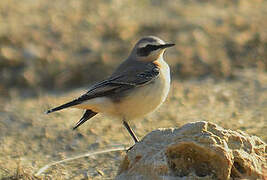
(0, 69), (266, 179)
(0, 1), (266, 179)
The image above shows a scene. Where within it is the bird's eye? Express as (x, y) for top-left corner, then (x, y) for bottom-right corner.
(137, 45), (159, 56)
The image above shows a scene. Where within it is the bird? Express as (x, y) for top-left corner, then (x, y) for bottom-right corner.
(46, 36), (175, 143)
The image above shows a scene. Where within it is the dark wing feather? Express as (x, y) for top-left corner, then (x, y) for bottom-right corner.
(46, 62), (159, 113)
(46, 79), (131, 114)
(79, 62), (159, 100)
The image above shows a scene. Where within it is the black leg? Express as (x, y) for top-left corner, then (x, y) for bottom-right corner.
(123, 120), (139, 143)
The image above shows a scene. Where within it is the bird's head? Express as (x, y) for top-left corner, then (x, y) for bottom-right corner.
(130, 36), (175, 62)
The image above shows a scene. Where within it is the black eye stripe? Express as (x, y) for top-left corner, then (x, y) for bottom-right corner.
(137, 44), (160, 56)
(144, 44), (159, 51)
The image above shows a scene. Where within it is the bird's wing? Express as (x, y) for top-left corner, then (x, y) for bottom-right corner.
(111, 62), (160, 87)
(82, 62), (160, 97)
(46, 62), (159, 113)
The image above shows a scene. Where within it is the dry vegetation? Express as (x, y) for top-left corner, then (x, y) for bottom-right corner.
(0, 0), (266, 179)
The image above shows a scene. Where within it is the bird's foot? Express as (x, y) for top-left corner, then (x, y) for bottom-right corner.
(126, 143), (138, 152)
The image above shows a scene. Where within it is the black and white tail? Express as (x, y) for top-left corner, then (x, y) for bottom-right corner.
(73, 110), (98, 130)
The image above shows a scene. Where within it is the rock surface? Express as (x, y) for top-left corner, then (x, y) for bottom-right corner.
(116, 121), (266, 180)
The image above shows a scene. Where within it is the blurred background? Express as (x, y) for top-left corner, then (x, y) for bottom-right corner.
(0, 0), (266, 179)
(1, 0), (266, 96)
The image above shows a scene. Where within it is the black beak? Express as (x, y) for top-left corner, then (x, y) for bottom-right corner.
(159, 43), (175, 49)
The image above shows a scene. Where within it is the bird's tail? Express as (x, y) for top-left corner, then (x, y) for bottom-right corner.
(46, 99), (81, 114)
(73, 110), (98, 130)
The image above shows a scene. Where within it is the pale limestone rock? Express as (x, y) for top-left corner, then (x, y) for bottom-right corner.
(116, 121), (266, 180)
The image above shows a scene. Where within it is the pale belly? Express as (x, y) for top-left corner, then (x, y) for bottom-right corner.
(115, 74), (170, 119)
(76, 60), (171, 120)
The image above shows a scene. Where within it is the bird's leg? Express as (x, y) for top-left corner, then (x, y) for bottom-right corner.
(123, 120), (139, 143)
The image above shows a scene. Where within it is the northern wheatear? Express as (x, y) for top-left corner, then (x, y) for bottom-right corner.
(46, 36), (174, 143)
